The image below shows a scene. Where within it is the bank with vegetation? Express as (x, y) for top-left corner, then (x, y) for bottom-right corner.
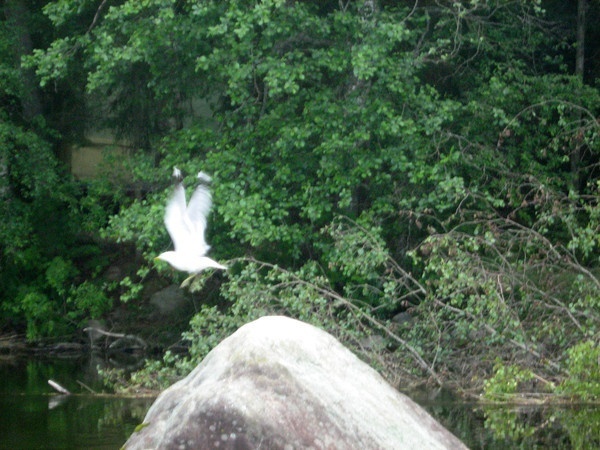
(1, 0), (599, 403)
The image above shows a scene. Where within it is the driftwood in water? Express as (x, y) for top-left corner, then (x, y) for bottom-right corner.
(77, 379), (97, 394)
(48, 379), (71, 395)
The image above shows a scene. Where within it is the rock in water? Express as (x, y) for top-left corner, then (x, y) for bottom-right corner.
(124, 316), (467, 450)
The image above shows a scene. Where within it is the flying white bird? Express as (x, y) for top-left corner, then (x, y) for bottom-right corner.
(155, 167), (226, 281)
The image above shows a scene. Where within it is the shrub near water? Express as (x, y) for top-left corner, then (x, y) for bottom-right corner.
(557, 341), (600, 401)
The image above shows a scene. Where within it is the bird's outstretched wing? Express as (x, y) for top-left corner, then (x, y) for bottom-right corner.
(164, 182), (192, 253)
(164, 170), (213, 257)
(186, 180), (212, 256)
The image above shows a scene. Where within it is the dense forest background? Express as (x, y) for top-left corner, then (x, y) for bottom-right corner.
(1, 0), (599, 396)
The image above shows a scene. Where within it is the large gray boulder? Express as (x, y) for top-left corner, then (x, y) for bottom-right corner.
(125, 316), (467, 449)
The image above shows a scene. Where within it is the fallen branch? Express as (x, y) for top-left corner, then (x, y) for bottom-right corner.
(84, 326), (147, 349)
(48, 379), (71, 395)
(77, 380), (97, 394)
(83, 327), (127, 339)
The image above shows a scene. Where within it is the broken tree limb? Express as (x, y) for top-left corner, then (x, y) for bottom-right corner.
(48, 379), (71, 395)
(83, 326), (147, 350)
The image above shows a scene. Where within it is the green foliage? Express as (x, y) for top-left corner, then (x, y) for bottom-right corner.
(483, 407), (537, 442)
(325, 218), (388, 284)
(555, 407), (600, 450)
(46, 256), (77, 296)
(117, 275), (145, 304)
(103, 192), (166, 258)
(79, 1), (599, 393)
(4, 252), (113, 341)
(146, 220), (439, 387)
(67, 281), (112, 321)
(481, 403), (600, 448)
(0, 0), (113, 340)
(404, 188), (600, 386)
(12, 0), (600, 397)
(557, 341), (600, 401)
(25, 0), (208, 148)
(182, 260), (346, 363)
(18, 289), (58, 341)
(100, 350), (195, 393)
(483, 362), (535, 400)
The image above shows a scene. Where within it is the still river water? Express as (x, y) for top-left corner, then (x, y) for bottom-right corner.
(0, 355), (598, 449)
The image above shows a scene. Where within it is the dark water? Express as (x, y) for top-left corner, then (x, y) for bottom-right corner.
(409, 388), (600, 449)
(0, 355), (154, 450)
(1, 356), (599, 449)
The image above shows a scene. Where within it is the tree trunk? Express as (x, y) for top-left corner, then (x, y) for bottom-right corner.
(3, 0), (43, 120)
(575, 0), (586, 79)
(571, 0), (587, 193)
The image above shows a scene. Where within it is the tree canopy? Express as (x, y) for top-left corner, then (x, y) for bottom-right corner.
(2, 0), (600, 396)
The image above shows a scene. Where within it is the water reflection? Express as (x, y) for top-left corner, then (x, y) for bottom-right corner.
(2, 357), (599, 449)
(0, 356), (154, 449)
(481, 404), (600, 449)
(407, 388), (600, 449)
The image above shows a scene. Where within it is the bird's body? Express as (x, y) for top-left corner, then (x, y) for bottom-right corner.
(155, 168), (226, 276)
(156, 251), (226, 273)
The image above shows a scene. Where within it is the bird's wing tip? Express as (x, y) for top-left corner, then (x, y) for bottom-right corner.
(172, 167), (184, 184)
(197, 171), (212, 183)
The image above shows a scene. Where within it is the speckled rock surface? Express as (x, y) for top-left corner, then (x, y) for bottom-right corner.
(124, 316), (468, 449)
